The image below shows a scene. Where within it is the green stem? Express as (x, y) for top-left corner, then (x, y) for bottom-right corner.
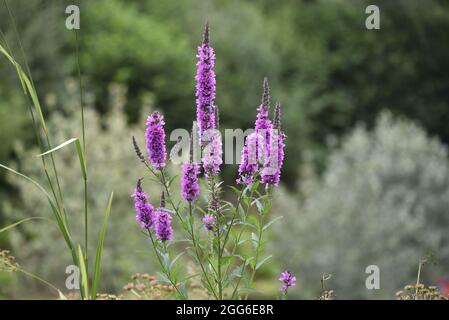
(221, 187), (244, 254)
(188, 201), (219, 299)
(146, 229), (186, 299)
(74, 29), (89, 275)
(245, 188), (270, 300)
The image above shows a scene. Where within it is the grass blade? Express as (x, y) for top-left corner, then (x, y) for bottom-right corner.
(37, 138), (87, 180)
(77, 245), (89, 299)
(0, 163), (76, 263)
(37, 138), (78, 157)
(0, 44), (48, 133)
(0, 217), (53, 233)
(91, 191), (114, 300)
(0, 163), (51, 199)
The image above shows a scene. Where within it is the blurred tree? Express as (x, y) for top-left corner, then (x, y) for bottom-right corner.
(273, 112), (449, 299)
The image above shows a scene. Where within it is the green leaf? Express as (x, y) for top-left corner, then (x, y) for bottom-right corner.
(256, 255), (272, 270)
(77, 246), (89, 299)
(91, 191), (114, 300)
(0, 44), (48, 133)
(167, 174), (179, 188)
(162, 253), (170, 271)
(178, 281), (188, 299)
(0, 164), (51, 199)
(251, 232), (259, 249)
(156, 272), (171, 284)
(262, 216), (283, 231)
(0, 164), (75, 260)
(37, 138), (87, 181)
(0, 217), (53, 233)
(37, 138), (78, 157)
(170, 252), (185, 270)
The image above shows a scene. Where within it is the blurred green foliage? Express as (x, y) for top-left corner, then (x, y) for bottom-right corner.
(273, 112), (449, 299)
(1, 0), (449, 298)
(2, 0), (449, 184)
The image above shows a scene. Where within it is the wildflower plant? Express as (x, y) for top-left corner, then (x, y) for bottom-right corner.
(131, 24), (287, 300)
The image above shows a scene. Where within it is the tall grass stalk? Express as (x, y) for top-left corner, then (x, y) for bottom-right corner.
(0, 2), (112, 299)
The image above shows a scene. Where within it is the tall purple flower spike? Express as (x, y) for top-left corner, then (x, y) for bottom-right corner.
(196, 22), (216, 140)
(181, 139), (201, 201)
(255, 78), (273, 162)
(145, 111), (167, 170)
(131, 178), (155, 229)
(262, 102), (285, 186)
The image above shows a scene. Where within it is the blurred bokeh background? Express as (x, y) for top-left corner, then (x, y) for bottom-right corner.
(1, 0), (449, 299)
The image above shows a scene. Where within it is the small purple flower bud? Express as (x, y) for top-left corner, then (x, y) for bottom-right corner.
(145, 111), (167, 170)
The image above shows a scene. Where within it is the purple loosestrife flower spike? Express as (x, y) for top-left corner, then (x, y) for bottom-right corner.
(279, 270), (296, 294)
(155, 192), (173, 241)
(237, 132), (262, 185)
(182, 134), (200, 202)
(202, 214), (216, 232)
(255, 78), (273, 162)
(196, 23), (216, 140)
(202, 117), (223, 174)
(262, 102), (285, 186)
(131, 178), (155, 229)
(181, 161), (200, 202)
(145, 111), (167, 170)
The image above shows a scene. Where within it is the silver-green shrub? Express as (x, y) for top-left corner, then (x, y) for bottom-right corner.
(273, 112), (449, 299)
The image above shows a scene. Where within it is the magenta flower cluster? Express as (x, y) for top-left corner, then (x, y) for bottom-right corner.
(155, 208), (173, 242)
(201, 130), (223, 174)
(261, 102), (285, 186)
(131, 179), (155, 229)
(279, 270), (296, 294)
(146, 111), (167, 170)
(238, 79), (285, 186)
(181, 162), (200, 201)
(237, 132), (261, 185)
(131, 179), (173, 242)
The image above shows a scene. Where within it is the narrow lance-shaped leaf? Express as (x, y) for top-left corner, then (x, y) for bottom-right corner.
(0, 217), (53, 234)
(37, 138), (87, 180)
(77, 246), (89, 299)
(91, 191), (114, 300)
